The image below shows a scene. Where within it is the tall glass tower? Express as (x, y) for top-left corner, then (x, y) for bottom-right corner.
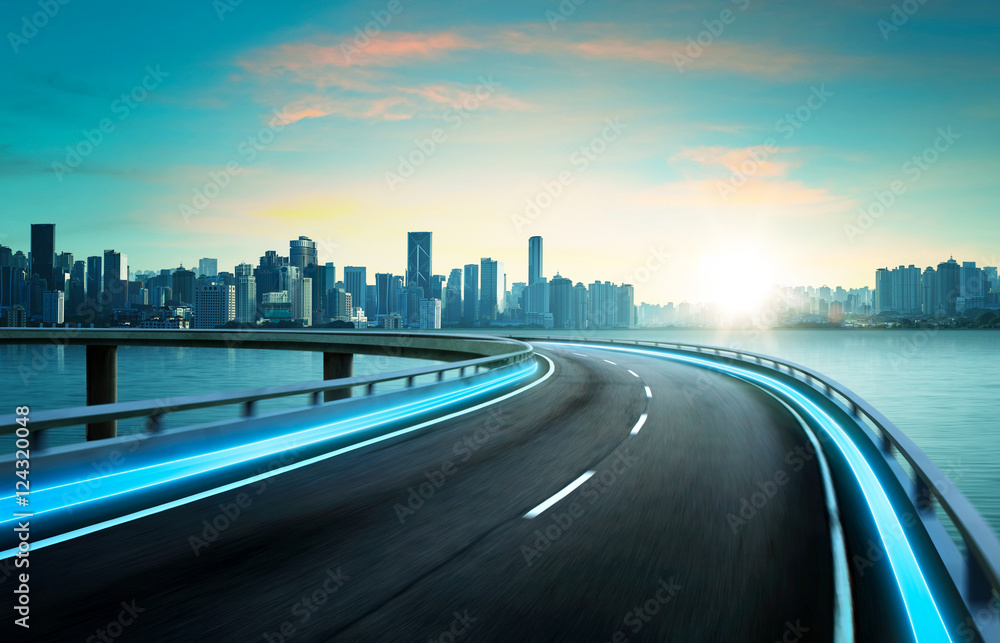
(30, 224), (55, 289)
(406, 232), (432, 299)
(528, 236), (543, 286)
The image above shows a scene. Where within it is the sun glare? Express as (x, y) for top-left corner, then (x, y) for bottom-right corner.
(699, 250), (774, 314)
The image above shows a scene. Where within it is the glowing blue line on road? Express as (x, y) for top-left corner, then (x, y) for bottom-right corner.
(1, 365), (532, 513)
(0, 362), (539, 545)
(551, 342), (953, 643)
(0, 355), (555, 559)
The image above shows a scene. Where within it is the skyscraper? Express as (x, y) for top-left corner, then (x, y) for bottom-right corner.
(86, 255), (102, 311)
(194, 284), (235, 328)
(936, 258), (960, 315)
(375, 273), (396, 318)
(289, 236), (318, 270)
(406, 232), (433, 299)
(921, 267), (936, 316)
(279, 265), (305, 324)
(573, 282), (588, 329)
(255, 250), (288, 313)
(528, 236), (543, 286)
(430, 274), (446, 301)
(446, 269), (462, 325)
(290, 237), (324, 324)
(366, 285), (378, 321)
(198, 258), (218, 278)
(324, 262), (336, 293)
(588, 281), (619, 328)
(103, 250), (128, 309)
(30, 224), (55, 289)
(171, 266), (196, 306)
(960, 261), (985, 308)
(69, 260), (86, 315)
(463, 264), (478, 322)
(419, 298), (441, 329)
(549, 274), (573, 329)
(617, 284), (635, 328)
(479, 258), (503, 321)
(984, 267), (998, 294)
(42, 290), (64, 325)
(344, 267), (367, 316)
(874, 268), (894, 314)
(235, 263), (257, 324)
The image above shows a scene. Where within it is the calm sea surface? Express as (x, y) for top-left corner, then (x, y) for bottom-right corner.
(2, 329), (997, 539)
(0, 345), (438, 445)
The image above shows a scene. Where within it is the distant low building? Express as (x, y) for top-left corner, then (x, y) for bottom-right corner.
(2, 305), (27, 328)
(348, 307), (367, 329)
(140, 316), (190, 329)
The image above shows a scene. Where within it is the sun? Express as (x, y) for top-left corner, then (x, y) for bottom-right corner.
(698, 250), (775, 314)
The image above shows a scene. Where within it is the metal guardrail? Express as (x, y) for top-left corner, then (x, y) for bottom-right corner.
(518, 335), (1000, 617)
(0, 332), (534, 437)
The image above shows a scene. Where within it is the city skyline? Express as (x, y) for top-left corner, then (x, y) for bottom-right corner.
(5, 222), (998, 325)
(2, 2), (998, 303)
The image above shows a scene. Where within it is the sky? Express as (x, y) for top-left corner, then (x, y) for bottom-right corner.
(1, 0), (999, 304)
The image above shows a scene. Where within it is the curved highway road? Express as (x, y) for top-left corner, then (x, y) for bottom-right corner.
(15, 343), (835, 642)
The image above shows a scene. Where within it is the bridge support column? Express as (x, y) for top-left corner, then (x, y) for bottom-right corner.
(86, 345), (117, 440)
(324, 352), (352, 402)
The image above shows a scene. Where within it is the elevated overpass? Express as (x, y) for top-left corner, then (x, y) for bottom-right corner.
(0, 330), (997, 641)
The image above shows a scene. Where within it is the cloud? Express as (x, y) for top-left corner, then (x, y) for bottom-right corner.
(565, 37), (810, 77)
(277, 95), (418, 123)
(241, 32), (478, 75)
(241, 33), (532, 123)
(672, 145), (799, 180)
(641, 145), (854, 217)
(234, 25), (830, 124)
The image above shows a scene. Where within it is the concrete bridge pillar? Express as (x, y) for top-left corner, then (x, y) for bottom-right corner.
(86, 344), (117, 440)
(324, 352), (353, 402)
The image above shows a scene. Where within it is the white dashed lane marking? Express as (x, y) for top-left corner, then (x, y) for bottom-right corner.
(523, 472), (596, 519)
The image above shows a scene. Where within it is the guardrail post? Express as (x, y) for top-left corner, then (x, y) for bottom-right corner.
(880, 431), (893, 454)
(243, 401), (255, 417)
(86, 344), (117, 440)
(324, 352), (353, 402)
(914, 476), (933, 513)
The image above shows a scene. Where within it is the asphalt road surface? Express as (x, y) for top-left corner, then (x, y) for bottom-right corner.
(15, 342), (834, 642)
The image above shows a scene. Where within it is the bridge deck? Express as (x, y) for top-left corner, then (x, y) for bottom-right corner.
(20, 344), (835, 641)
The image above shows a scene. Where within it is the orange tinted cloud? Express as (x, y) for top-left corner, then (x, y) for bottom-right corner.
(673, 146), (799, 179)
(566, 37), (810, 77)
(243, 32), (478, 73)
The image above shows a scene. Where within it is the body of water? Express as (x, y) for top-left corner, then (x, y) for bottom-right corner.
(0, 344), (438, 447)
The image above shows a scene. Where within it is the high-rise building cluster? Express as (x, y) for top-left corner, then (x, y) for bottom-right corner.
(874, 258), (998, 316)
(1, 226), (638, 330)
(4, 223), (995, 330)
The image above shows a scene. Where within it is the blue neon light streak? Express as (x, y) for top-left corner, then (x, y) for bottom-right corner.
(0, 362), (536, 552)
